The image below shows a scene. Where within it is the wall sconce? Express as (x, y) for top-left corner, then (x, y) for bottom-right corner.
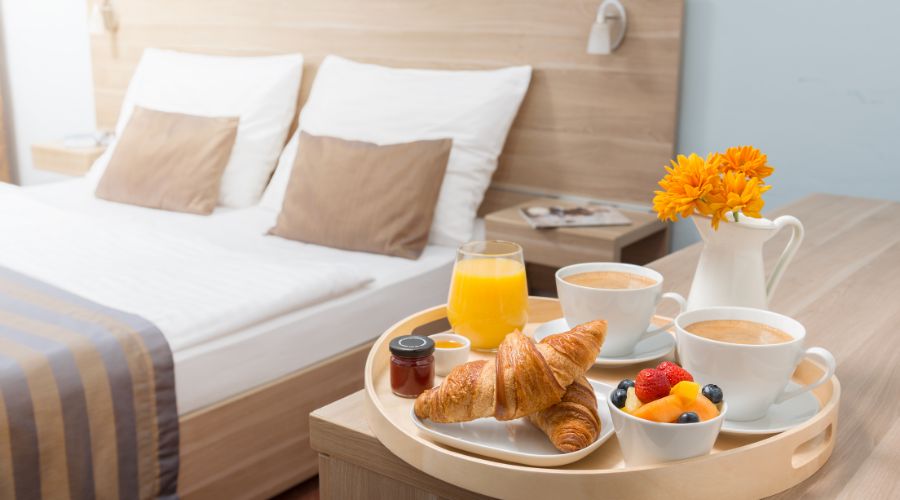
(90, 0), (118, 34)
(586, 0), (627, 54)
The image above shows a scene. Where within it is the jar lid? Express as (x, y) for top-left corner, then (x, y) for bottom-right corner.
(389, 335), (435, 358)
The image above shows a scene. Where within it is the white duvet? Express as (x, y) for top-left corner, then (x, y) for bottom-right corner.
(0, 185), (371, 351)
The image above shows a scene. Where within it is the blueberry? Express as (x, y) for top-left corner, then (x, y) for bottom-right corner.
(677, 411), (700, 423)
(617, 379), (635, 391)
(702, 384), (723, 404)
(610, 388), (628, 408)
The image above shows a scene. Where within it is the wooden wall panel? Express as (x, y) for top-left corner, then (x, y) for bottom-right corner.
(89, 0), (683, 206)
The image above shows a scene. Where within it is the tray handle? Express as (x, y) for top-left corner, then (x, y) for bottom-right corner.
(789, 417), (835, 471)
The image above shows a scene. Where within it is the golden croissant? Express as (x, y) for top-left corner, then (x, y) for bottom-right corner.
(414, 320), (607, 423)
(528, 376), (600, 452)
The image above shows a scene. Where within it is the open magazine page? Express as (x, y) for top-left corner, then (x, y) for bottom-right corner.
(519, 204), (632, 229)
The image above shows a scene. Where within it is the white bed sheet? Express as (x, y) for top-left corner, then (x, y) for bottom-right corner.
(18, 180), (465, 414)
(0, 186), (371, 352)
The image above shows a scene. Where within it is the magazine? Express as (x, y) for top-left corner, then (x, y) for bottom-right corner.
(519, 204), (631, 229)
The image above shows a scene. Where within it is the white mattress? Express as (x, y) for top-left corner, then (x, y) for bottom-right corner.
(14, 180), (468, 414)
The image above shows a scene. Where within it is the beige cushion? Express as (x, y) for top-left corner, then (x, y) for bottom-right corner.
(95, 106), (239, 214)
(269, 133), (452, 259)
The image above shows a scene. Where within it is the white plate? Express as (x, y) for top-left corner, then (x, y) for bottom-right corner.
(533, 318), (675, 367)
(720, 382), (821, 435)
(413, 380), (615, 467)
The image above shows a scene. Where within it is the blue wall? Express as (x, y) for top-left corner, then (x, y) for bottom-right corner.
(671, 0), (900, 249)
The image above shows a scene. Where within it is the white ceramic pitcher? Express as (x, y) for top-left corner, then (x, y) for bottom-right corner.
(686, 214), (804, 310)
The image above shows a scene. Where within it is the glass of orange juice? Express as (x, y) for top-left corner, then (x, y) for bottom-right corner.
(447, 240), (528, 352)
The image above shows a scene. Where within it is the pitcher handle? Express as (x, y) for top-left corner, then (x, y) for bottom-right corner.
(767, 215), (804, 301)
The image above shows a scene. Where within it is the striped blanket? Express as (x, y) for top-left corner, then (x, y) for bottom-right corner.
(0, 266), (178, 499)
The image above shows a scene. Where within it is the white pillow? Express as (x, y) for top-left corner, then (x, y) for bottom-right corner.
(88, 48), (303, 208)
(259, 56), (531, 246)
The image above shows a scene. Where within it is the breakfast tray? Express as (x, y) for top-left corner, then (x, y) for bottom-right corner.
(364, 297), (840, 500)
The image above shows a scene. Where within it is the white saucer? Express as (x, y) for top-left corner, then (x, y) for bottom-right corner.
(720, 383), (820, 435)
(413, 380), (615, 467)
(533, 318), (675, 367)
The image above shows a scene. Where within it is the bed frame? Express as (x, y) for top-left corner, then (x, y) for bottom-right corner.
(87, 1), (684, 497)
(178, 342), (371, 498)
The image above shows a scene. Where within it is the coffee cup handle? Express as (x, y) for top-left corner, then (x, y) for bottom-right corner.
(638, 292), (687, 342)
(774, 347), (836, 404)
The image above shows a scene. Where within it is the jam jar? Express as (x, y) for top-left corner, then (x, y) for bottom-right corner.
(389, 335), (435, 398)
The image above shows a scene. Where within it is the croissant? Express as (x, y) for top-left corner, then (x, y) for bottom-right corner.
(414, 320), (606, 423)
(528, 376), (600, 452)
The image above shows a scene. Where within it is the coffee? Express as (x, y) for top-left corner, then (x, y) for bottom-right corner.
(685, 319), (793, 345)
(563, 271), (656, 290)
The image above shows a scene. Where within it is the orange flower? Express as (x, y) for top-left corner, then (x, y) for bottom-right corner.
(652, 154), (721, 222)
(706, 171), (772, 228)
(652, 147), (775, 230)
(713, 145), (774, 180)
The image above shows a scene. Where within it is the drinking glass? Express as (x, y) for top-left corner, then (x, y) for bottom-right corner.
(447, 240), (528, 351)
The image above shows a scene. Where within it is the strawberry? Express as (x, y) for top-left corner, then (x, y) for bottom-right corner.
(657, 361), (694, 386)
(635, 368), (671, 403)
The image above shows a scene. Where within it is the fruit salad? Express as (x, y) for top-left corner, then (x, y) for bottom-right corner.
(609, 361), (724, 424)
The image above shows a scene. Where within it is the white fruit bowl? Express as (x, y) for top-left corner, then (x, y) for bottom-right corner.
(607, 396), (727, 466)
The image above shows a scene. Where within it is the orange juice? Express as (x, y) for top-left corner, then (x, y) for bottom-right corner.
(447, 257), (528, 351)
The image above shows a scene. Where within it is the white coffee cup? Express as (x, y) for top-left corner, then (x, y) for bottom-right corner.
(556, 263), (686, 357)
(675, 307), (836, 422)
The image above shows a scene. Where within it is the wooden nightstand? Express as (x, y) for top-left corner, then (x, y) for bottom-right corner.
(31, 142), (107, 176)
(485, 198), (668, 294)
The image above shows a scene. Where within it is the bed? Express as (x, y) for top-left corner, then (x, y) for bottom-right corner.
(0, 0), (682, 497)
(16, 179), (463, 415)
(2, 178), (467, 497)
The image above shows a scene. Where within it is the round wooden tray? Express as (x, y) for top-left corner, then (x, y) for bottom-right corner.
(364, 298), (840, 499)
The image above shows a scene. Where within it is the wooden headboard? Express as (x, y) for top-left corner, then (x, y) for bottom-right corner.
(89, 0), (684, 209)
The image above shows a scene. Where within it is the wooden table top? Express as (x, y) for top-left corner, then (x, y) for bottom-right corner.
(311, 193), (900, 499)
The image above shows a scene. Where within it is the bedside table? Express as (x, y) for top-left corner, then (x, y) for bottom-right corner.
(31, 142), (107, 176)
(484, 198), (668, 294)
